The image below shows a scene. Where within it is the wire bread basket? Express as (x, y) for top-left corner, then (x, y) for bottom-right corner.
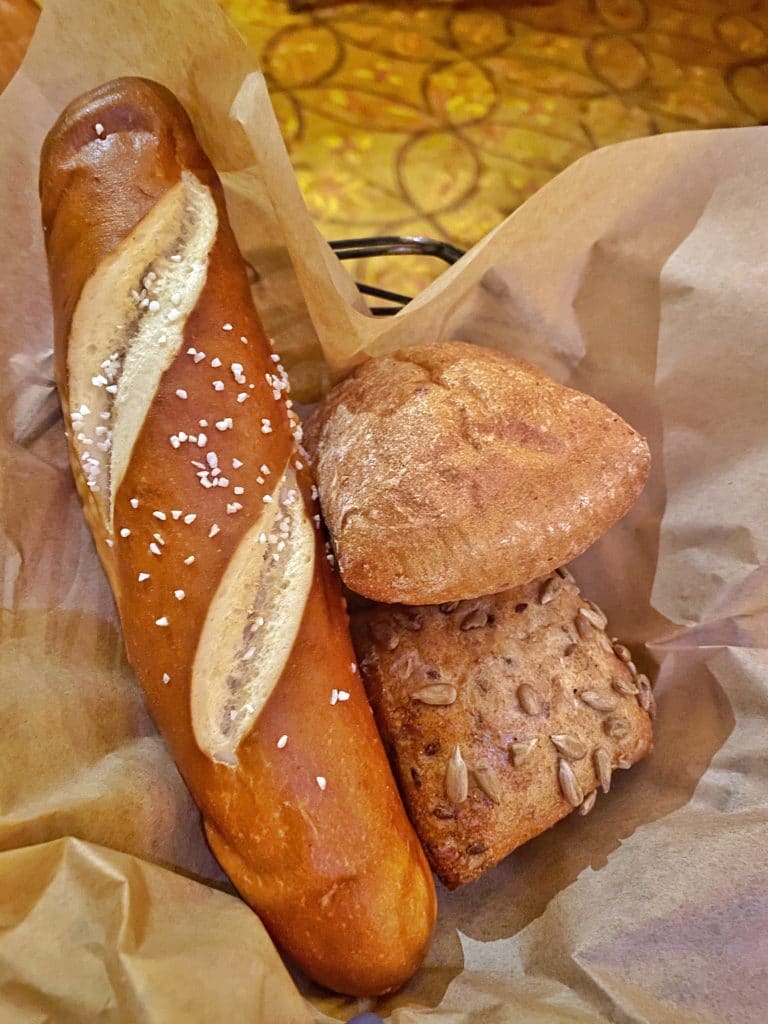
(330, 235), (465, 315)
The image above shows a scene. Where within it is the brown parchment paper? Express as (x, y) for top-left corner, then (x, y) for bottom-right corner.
(1, 1), (767, 1022)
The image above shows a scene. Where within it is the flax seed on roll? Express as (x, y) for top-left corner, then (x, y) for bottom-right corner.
(305, 341), (650, 606)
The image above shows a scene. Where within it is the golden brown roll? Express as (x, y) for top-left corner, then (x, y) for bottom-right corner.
(306, 341), (650, 605)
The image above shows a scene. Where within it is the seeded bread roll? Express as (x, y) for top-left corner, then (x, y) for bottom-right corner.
(305, 341), (650, 606)
(350, 570), (654, 889)
(40, 77), (435, 996)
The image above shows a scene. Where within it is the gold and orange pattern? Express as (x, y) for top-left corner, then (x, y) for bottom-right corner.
(19, 2), (767, 294)
(223, 0), (768, 295)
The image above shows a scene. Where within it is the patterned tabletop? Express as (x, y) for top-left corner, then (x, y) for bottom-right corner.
(7, 1), (768, 292)
(223, 1), (768, 293)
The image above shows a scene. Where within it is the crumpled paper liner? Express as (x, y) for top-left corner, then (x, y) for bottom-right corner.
(0, 837), (311, 1024)
(1, 0), (767, 1021)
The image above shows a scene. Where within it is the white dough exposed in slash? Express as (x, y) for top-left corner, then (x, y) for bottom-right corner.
(190, 469), (315, 765)
(67, 173), (218, 531)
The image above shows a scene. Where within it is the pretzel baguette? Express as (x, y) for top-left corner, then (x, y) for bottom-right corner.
(39, 77), (435, 997)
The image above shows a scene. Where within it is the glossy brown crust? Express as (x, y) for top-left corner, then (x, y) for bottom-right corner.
(305, 341), (651, 605)
(40, 78), (435, 996)
(351, 576), (654, 889)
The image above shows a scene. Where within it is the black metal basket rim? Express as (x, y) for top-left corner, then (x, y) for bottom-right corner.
(330, 234), (466, 315)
